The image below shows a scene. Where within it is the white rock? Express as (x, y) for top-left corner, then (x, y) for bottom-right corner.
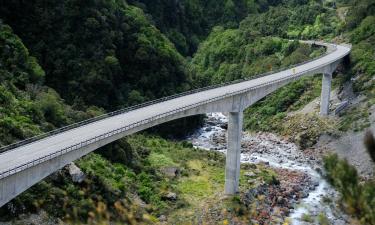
(68, 163), (85, 183)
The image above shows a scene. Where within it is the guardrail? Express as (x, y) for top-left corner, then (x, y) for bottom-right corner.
(0, 41), (335, 154)
(0, 42), (350, 179)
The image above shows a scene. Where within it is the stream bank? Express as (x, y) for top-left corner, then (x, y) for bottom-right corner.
(188, 113), (349, 224)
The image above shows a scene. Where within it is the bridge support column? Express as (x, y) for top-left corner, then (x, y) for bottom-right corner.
(320, 72), (332, 116)
(225, 111), (243, 195)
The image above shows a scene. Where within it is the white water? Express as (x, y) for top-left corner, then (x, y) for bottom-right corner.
(187, 113), (347, 224)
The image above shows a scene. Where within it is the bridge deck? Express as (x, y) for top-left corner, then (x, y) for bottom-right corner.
(0, 44), (350, 176)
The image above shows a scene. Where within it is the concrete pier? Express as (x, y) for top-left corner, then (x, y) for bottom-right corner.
(320, 73), (332, 116)
(225, 111), (243, 195)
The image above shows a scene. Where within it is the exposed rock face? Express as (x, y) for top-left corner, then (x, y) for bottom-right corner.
(67, 163), (85, 183)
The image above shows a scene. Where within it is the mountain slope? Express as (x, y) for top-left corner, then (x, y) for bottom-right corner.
(0, 0), (191, 110)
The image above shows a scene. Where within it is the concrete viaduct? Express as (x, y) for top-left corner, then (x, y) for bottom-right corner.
(0, 41), (351, 207)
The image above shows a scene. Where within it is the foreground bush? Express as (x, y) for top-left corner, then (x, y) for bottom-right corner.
(324, 154), (375, 224)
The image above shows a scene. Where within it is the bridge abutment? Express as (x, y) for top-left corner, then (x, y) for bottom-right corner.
(320, 72), (332, 116)
(224, 111), (243, 195)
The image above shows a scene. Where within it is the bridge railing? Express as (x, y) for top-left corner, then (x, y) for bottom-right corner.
(0, 42), (336, 155)
(0, 43), (351, 179)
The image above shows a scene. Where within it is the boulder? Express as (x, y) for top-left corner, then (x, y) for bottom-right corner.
(158, 215), (167, 222)
(163, 192), (177, 201)
(244, 172), (256, 177)
(68, 163), (85, 183)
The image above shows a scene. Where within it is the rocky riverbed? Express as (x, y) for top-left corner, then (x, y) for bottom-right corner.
(188, 113), (349, 225)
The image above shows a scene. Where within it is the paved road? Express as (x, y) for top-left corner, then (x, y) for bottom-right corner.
(0, 43), (350, 177)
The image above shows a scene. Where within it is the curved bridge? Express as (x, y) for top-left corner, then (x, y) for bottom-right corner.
(0, 41), (351, 207)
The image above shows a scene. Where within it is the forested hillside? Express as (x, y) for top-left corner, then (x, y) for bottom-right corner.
(0, 21), (95, 146)
(0, 0), (191, 110)
(189, 0), (333, 137)
(0, 0), (374, 224)
(128, 0), (279, 55)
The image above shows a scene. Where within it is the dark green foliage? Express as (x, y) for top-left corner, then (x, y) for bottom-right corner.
(0, 21), (90, 146)
(0, 21), (44, 87)
(239, 2), (340, 39)
(0, 0), (191, 110)
(189, 0), (329, 88)
(98, 139), (138, 167)
(324, 154), (375, 224)
(346, 0), (375, 30)
(128, 0), (276, 55)
(324, 154), (360, 204)
(364, 131), (375, 163)
(350, 16), (375, 44)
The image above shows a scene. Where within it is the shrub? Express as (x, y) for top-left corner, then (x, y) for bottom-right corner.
(323, 154), (375, 223)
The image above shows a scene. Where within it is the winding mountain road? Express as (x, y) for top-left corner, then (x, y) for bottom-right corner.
(0, 41), (351, 206)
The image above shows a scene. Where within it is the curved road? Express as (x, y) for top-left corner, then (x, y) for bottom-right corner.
(0, 41), (351, 206)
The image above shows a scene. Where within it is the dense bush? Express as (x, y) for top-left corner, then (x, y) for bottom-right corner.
(128, 0), (279, 55)
(324, 154), (375, 224)
(0, 21), (92, 146)
(0, 1), (191, 110)
(240, 3), (341, 39)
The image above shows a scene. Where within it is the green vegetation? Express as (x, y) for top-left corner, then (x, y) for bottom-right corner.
(281, 113), (337, 149)
(336, 0), (375, 131)
(244, 76), (323, 133)
(0, 1), (191, 110)
(324, 154), (375, 224)
(240, 2), (342, 39)
(188, 0), (336, 146)
(323, 132), (375, 224)
(188, 0), (373, 145)
(190, 32), (325, 86)
(0, 0), (374, 223)
(301, 213), (314, 222)
(0, 135), (274, 224)
(322, 1), (375, 222)
(0, 21), (94, 146)
(128, 0), (278, 55)
(318, 213), (330, 225)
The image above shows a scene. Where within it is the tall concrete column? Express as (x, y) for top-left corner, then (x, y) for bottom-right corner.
(225, 111), (243, 195)
(320, 73), (332, 116)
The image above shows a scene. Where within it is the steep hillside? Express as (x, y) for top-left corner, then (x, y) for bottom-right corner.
(189, 1), (332, 140)
(128, 0), (280, 55)
(320, 0), (375, 223)
(0, 0), (191, 110)
(0, 20), (94, 146)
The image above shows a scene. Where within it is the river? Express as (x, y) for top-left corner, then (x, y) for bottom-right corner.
(187, 113), (349, 225)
